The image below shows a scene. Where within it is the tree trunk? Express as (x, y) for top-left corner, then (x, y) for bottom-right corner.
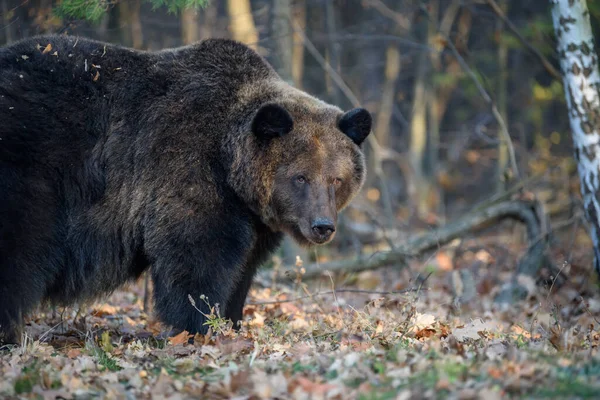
(324, 1), (342, 107)
(1, 0), (12, 44)
(226, 0), (258, 48)
(291, 0), (305, 88)
(496, 0), (509, 192)
(181, 8), (200, 45)
(266, 0), (293, 82)
(130, 0), (143, 49)
(551, 0), (600, 275)
(117, 2), (132, 46)
(375, 46), (401, 150)
(410, 12), (431, 218)
(199, 2), (217, 39)
(302, 1), (326, 96)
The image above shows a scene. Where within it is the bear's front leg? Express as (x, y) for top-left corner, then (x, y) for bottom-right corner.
(225, 263), (258, 329)
(147, 211), (254, 335)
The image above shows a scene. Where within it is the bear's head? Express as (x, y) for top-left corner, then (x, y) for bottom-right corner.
(245, 96), (372, 246)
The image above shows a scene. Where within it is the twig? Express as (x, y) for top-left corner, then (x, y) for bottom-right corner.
(247, 287), (427, 306)
(485, 0), (562, 82)
(38, 321), (66, 343)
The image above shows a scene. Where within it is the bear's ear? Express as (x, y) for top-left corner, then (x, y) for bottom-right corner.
(252, 103), (294, 140)
(338, 108), (372, 146)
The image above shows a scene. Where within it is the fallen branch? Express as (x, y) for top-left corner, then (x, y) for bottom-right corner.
(263, 200), (549, 297)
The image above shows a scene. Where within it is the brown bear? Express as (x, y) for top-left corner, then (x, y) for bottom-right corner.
(0, 35), (371, 344)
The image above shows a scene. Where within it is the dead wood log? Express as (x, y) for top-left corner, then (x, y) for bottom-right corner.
(262, 199), (553, 303)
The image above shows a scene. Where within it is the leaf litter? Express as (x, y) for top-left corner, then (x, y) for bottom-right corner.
(1, 236), (600, 399)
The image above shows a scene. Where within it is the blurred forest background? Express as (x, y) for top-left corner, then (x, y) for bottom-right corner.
(1, 0), (598, 279)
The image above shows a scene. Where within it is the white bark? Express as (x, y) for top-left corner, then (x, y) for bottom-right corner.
(551, 0), (600, 274)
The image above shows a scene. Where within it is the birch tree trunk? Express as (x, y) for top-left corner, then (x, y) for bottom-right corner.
(551, 0), (600, 275)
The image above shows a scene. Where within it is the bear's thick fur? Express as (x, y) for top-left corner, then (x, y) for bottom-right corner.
(0, 35), (371, 343)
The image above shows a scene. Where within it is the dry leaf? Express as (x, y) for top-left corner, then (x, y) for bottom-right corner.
(436, 252), (454, 271)
(66, 348), (81, 359)
(92, 304), (118, 317)
(413, 312), (436, 329)
(294, 376), (336, 395)
(452, 319), (497, 342)
(168, 330), (192, 346)
(415, 327), (437, 340)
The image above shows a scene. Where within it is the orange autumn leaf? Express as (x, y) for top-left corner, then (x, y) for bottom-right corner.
(295, 376), (336, 395)
(92, 304), (118, 317)
(42, 43), (52, 54)
(66, 348), (81, 359)
(439, 324), (451, 338)
(436, 252), (453, 271)
(415, 327), (437, 340)
(168, 330), (192, 346)
(488, 367), (504, 380)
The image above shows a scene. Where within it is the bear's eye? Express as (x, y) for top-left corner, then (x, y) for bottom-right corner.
(333, 178), (343, 186)
(296, 175), (307, 184)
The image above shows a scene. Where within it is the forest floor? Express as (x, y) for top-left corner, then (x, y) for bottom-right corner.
(1, 227), (600, 399)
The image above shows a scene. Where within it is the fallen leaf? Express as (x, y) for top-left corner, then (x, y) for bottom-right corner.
(66, 348), (81, 359)
(436, 252), (453, 271)
(453, 319), (496, 342)
(294, 376), (337, 395)
(168, 330), (192, 346)
(415, 327), (437, 340)
(487, 367), (504, 380)
(92, 304), (118, 317)
(436, 377), (451, 391)
(413, 312), (436, 329)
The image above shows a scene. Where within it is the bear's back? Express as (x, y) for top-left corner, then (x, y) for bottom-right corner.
(0, 36), (273, 164)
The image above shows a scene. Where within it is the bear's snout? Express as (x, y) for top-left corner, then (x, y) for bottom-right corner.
(310, 217), (336, 243)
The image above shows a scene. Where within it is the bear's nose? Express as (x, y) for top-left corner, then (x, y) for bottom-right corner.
(311, 218), (335, 240)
